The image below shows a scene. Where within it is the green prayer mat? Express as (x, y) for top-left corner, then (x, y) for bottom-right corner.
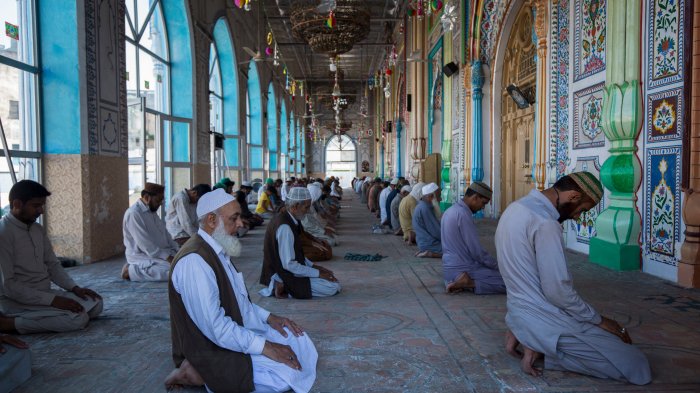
(344, 253), (387, 261)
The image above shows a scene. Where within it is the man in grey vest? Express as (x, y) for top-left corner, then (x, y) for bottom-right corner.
(166, 189), (317, 392)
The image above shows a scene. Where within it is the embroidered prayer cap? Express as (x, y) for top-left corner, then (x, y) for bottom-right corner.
(410, 182), (425, 199)
(390, 178), (399, 185)
(422, 183), (439, 196)
(568, 171), (603, 204)
(143, 182), (165, 195)
(287, 187), (312, 201)
(468, 182), (493, 199)
(307, 184), (322, 202)
(401, 185), (412, 193)
(196, 188), (236, 218)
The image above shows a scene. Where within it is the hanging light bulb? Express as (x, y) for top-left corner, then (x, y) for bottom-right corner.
(332, 83), (341, 97)
(384, 85), (391, 98)
(329, 57), (337, 72)
(244, 0), (252, 11)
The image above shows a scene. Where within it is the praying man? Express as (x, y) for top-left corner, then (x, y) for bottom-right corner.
(495, 172), (651, 384)
(413, 183), (442, 258)
(0, 180), (103, 334)
(122, 182), (180, 281)
(165, 189), (317, 392)
(441, 182), (505, 294)
(259, 187), (341, 299)
(165, 184), (212, 245)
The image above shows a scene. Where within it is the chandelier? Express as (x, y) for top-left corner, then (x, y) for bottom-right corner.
(291, 0), (371, 56)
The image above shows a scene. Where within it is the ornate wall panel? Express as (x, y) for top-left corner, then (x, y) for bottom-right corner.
(553, 0), (570, 178)
(572, 82), (605, 149)
(645, 146), (682, 266)
(570, 156), (602, 243)
(573, 0), (606, 81)
(647, 0), (686, 88)
(84, 0), (127, 157)
(646, 87), (684, 143)
(479, 0), (509, 64)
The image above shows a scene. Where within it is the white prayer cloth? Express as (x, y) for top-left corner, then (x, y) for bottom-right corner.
(378, 187), (391, 223)
(495, 189), (651, 385)
(165, 189), (197, 239)
(123, 199), (179, 281)
(173, 229), (317, 392)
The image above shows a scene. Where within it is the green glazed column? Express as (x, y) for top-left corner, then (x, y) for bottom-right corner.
(589, 0), (642, 270)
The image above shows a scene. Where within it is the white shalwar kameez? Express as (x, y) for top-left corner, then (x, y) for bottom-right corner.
(123, 199), (180, 281)
(165, 189), (197, 240)
(173, 230), (317, 392)
(260, 213), (341, 298)
(495, 189), (651, 385)
(378, 187), (390, 223)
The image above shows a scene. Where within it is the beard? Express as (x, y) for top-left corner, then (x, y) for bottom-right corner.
(556, 201), (579, 223)
(211, 218), (242, 257)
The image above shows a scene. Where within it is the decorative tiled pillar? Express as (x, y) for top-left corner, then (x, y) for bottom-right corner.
(396, 118), (403, 177)
(463, 65), (472, 186)
(678, 0), (700, 287)
(589, 0), (642, 270)
(470, 60), (484, 183)
(534, 0), (548, 190)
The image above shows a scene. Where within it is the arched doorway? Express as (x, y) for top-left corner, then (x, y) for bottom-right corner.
(500, 4), (536, 210)
(325, 134), (356, 188)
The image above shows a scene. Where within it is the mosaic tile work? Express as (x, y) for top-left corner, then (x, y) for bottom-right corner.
(646, 87), (684, 143)
(569, 157), (602, 243)
(479, 0), (509, 64)
(572, 82), (605, 149)
(647, 0), (685, 88)
(573, 0), (606, 81)
(554, 0), (570, 178)
(645, 146), (682, 266)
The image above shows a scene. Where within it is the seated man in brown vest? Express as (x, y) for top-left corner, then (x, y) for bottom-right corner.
(259, 187), (341, 299)
(165, 189), (317, 392)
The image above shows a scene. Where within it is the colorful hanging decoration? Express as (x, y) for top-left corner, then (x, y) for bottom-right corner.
(430, 0), (443, 12)
(440, 1), (457, 32)
(234, 0), (244, 8)
(325, 10), (336, 28)
(273, 43), (280, 66)
(265, 46), (273, 56)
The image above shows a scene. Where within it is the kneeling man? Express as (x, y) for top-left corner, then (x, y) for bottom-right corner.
(260, 187), (340, 299)
(0, 180), (102, 333)
(412, 183), (442, 258)
(166, 189), (317, 392)
(442, 182), (505, 294)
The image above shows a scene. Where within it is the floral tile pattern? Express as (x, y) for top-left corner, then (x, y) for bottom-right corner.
(645, 146), (682, 266)
(551, 0), (570, 179)
(647, 0), (685, 88)
(569, 156), (602, 243)
(646, 87), (683, 143)
(573, 0), (606, 81)
(572, 82), (606, 149)
(479, 0), (508, 64)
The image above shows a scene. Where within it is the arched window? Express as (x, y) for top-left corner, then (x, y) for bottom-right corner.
(0, 0), (40, 203)
(280, 101), (288, 177)
(210, 18), (240, 184)
(266, 83), (278, 176)
(246, 62), (263, 179)
(325, 135), (356, 187)
(126, 0), (193, 206)
(289, 112), (296, 175)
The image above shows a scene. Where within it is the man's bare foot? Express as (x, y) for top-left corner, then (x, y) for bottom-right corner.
(416, 250), (442, 258)
(121, 263), (130, 280)
(274, 281), (288, 299)
(521, 346), (543, 377)
(164, 359), (204, 389)
(0, 316), (16, 334)
(505, 330), (522, 358)
(446, 272), (475, 294)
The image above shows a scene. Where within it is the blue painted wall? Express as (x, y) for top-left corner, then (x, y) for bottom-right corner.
(39, 0), (81, 154)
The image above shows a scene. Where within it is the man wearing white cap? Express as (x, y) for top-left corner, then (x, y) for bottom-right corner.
(378, 178), (397, 226)
(260, 187), (341, 299)
(442, 182), (505, 295)
(391, 185), (411, 234)
(399, 182), (424, 244)
(413, 183), (442, 258)
(301, 184), (338, 246)
(165, 189), (317, 392)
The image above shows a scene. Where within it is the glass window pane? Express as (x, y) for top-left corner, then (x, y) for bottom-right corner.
(269, 153), (277, 171)
(128, 163), (143, 198)
(0, 0), (35, 66)
(126, 42), (138, 98)
(224, 137), (239, 167)
(209, 44), (221, 96)
(164, 166), (190, 209)
(142, 2), (168, 60)
(250, 146), (263, 169)
(139, 50), (169, 113)
(0, 64), (38, 152)
(126, 0), (137, 31)
(0, 157), (38, 213)
(145, 112), (157, 183)
(164, 120), (189, 163)
(209, 94), (222, 133)
(128, 101), (144, 158)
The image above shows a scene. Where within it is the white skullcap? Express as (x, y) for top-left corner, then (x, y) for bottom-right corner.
(307, 184), (322, 202)
(422, 183), (439, 196)
(196, 188), (235, 218)
(287, 187), (311, 201)
(410, 182), (425, 199)
(390, 178), (399, 185)
(241, 181), (252, 187)
(401, 185), (412, 193)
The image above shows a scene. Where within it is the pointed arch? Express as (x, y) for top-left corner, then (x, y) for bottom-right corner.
(267, 83), (278, 172)
(247, 62), (263, 171)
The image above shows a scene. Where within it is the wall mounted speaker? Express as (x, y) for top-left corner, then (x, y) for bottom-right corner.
(214, 134), (224, 149)
(386, 121), (393, 133)
(407, 94), (412, 112)
(443, 62), (459, 77)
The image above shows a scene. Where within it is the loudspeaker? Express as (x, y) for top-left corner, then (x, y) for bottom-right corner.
(407, 94), (412, 112)
(443, 62), (459, 77)
(214, 134), (224, 149)
(386, 121), (393, 133)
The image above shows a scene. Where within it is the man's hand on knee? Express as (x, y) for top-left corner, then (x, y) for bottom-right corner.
(262, 341), (302, 370)
(51, 296), (84, 313)
(598, 316), (632, 344)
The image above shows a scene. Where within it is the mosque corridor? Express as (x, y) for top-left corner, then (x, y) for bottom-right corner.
(11, 191), (700, 393)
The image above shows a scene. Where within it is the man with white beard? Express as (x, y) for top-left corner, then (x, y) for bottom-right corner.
(165, 189), (317, 392)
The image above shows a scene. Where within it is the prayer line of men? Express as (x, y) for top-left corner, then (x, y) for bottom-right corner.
(0, 177), (345, 392)
(353, 173), (651, 385)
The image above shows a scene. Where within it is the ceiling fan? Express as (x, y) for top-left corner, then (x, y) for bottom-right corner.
(238, 3), (275, 65)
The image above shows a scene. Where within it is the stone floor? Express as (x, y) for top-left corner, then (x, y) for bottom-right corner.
(11, 191), (700, 392)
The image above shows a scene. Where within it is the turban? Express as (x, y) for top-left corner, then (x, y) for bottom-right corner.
(468, 182), (493, 199)
(287, 187), (311, 201)
(569, 171), (603, 204)
(143, 182), (164, 195)
(196, 188), (235, 218)
(401, 185), (412, 193)
(422, 183), (439, 196)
